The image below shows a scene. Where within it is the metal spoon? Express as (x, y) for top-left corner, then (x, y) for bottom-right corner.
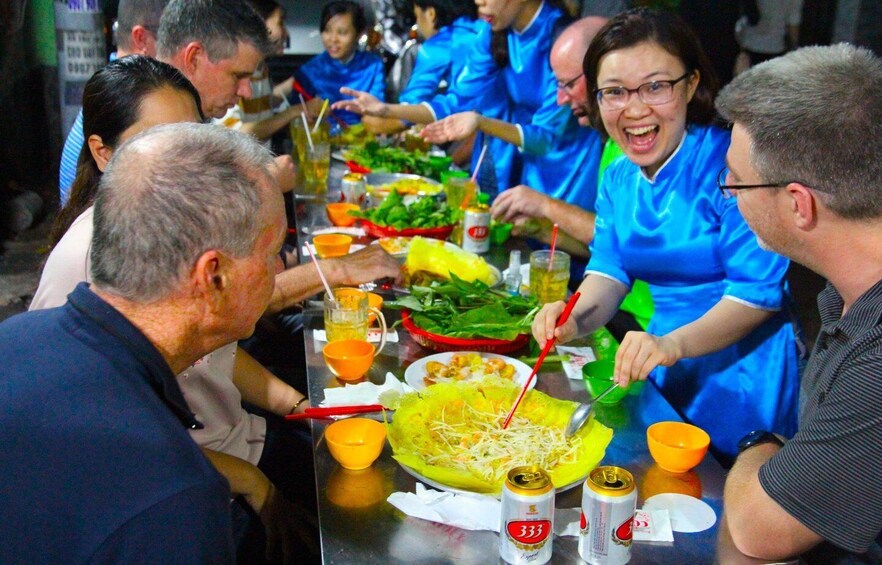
(566, 383), (620, 438)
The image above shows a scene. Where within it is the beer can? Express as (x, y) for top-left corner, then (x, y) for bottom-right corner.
(462, 204), (490, 253)
(340, 172), (366, 206)
(578, 466), (637, 564)
(499, 465), (554, 565)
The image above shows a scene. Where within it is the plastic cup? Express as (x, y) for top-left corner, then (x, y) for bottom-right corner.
(303, 142), (330, 195)
(529, 250), (570, 304)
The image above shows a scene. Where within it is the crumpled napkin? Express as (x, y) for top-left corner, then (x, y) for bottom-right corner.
(388, 483), (501, 532)
(321, 372), (415, 408)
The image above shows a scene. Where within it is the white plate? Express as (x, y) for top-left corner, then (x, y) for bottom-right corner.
(331, 149), (347, 162)
(403, 351), (534, 392)
(397, 462), (587, 497)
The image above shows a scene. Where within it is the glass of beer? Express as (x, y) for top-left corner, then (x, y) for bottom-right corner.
(529, 250), (570, 304)
(303, 142), (331, 195)
(324, 288), (387, 353)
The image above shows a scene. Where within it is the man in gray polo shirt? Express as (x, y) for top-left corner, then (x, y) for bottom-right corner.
(716, 44), (882, 562)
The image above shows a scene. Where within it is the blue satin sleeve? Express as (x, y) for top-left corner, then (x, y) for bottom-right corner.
(517, 72), (570, 156)
(363, 56), (386, 102)
(426, 24), (498, 120)
(585, 165), (632, 288)
(716, 196), (788, 309)
(399, 29), (452, 105)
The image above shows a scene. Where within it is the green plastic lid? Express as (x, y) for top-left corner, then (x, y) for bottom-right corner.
(477, 193), (490, 205)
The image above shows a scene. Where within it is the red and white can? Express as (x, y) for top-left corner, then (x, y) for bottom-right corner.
(462, 204), (490, 253)
(499, 465), (555, 565)
(578, 466), (637, 564)
(340, 172), (366, 206)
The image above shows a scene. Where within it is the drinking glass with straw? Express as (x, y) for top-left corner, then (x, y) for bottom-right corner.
(530, 223), (570, 304)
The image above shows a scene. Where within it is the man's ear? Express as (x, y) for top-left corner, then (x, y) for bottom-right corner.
(87, 135), (113, 172)
(179, 41), (206, 76)
(129, 25), (156, 55)
(787, 182), (817, 231)
(191, 250), (227, 302)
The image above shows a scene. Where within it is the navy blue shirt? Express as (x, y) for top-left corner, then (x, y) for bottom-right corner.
(0, 283), (234, 563)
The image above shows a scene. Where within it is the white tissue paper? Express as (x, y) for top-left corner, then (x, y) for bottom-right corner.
(321, 372), (415, 408)
(556, 345), (597, 380)
(387, 484), (501, 532)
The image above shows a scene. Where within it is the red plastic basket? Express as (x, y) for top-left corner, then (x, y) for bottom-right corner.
(401, 310), (531, 354)
(361, 220), (455, 240)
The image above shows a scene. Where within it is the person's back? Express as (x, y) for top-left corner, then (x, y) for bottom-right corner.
(0, 297), (233, 563)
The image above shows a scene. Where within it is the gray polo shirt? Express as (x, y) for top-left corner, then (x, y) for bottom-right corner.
(759, 280), (882, 560)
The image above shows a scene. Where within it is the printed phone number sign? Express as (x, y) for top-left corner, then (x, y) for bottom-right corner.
(60, 30), (105, 80)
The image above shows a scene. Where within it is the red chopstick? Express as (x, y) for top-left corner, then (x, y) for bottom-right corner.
(284, 404), (385, 420)
(502, 292), (581, 429)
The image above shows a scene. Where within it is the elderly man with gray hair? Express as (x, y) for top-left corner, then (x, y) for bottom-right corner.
(716, 44), (882, 562)
(0, 123), (286, 563)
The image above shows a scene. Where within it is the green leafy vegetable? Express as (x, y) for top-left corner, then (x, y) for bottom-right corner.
(388, 274), (540, 340)
(346, 141), (451, 180)
(351, 189), (455, 229)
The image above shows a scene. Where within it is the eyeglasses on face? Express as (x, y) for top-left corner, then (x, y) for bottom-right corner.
(716, 167), (789, 199)
(594, 72), (692, 110)
(556, 72), (583, 93)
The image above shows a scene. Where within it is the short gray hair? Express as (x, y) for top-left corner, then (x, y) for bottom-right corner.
(157, 0), (272, 62)
(716, 44), (882, 219)
(90, 123), (276, 303)
(116, 0), (169, 51)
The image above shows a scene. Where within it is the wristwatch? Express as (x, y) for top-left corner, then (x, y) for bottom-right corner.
(737, 430), (784, 453)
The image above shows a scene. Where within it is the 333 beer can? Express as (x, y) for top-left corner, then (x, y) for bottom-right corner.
(340, 172), (366, 206)
(462, 204), (490, 254)
(499, 465), (554, 565)
(578, 466), (637, 564)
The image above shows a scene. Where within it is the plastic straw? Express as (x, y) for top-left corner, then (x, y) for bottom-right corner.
(301, 112), (314, 151)
(306, 243), (335, 305)
(313, 99), (329, 133)
(548, 223), (559, 272)
(470, 144), (488, 183)
(299, 93), (310, 118)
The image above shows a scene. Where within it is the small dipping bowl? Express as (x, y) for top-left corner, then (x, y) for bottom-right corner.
(325, 418), (387, 470)
(646, 421), (710, 474)
(313, 233), (353, 258)
(323, 339), (375, 382)
(582, 360), (630, 405)
(366, 292), (383, 325)
(326, 203), (361, 227)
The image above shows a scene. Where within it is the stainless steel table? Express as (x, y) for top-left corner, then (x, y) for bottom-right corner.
(294, 197), (755, 564)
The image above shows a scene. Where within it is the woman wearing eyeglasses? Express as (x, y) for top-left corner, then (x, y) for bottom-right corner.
(532, 8), (799, 464)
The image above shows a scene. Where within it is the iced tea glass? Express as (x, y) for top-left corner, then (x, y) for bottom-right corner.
(529, 250), (570, 304)
(303, 142), (330, 195)
(324, 288), (387, 352)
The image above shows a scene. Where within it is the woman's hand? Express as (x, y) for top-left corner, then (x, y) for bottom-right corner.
(420, 111), (480, 143)
(613, 331), (682, 387)
(333, 87), (388, 116)
(531, 300), (579, 349)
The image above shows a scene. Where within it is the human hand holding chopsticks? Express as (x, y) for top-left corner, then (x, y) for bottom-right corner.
(531, 296), (582, 350)
(503, 292), (581, 429)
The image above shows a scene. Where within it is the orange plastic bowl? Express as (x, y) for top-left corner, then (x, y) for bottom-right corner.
(646, 421), (710, 474)
(313, 233), (352, 258)
(326, 203), (361, 227)
(325, 418), (387, 470)
(322, 339), (375, 381)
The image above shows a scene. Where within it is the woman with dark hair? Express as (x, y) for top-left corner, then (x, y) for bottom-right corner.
(294, 0), (385, 124)
(48, 55), (203, 249)
(533, 8), (799, 463)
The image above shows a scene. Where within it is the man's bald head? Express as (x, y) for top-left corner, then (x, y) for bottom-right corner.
(551, 17), (608, 126)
